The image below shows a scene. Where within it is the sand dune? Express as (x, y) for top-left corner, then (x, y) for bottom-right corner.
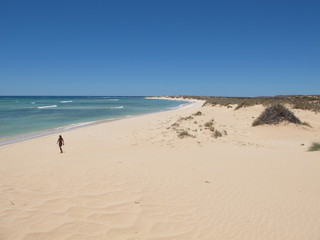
(1, 99), (320, 240)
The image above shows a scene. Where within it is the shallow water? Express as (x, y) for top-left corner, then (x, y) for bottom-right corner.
(0, 96), (188, 145)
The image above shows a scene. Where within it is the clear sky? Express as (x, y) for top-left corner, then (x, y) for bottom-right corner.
(1, 0), (319, 96)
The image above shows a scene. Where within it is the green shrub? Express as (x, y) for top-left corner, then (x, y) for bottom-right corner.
(178, 131), (194, 138)
(208, 126), (215, 132)
(213, 130), (222, 138)
(302, 122), (312, 127)
(194, 111), (202, 116)
(204, 119), (214, 128)
(171, 122), (180, 129)
(252, 104), (302, 126)
(308, 142), (320, 151)
(180, 116), (193, 121)
(235, 102), (247, 110)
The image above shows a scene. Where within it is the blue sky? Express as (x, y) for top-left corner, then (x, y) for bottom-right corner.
(1, 0), (319, 96)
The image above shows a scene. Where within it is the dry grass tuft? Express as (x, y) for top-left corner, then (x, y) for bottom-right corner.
(178, 130), (194, 138)
(213, 130), (222, 138)
(204, 119), (214, 128)
(193, 111), (203, 116)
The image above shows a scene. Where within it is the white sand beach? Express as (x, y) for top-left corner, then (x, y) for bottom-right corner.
(1, 99), (320, 240)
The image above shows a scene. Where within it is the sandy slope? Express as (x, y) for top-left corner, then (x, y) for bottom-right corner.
(1, 99), (320, 240)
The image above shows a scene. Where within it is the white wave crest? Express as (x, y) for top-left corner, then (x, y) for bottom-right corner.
(61, 121), (96, 131)
(37, 105), (58, 109)
(60, 101), (73, 103)
(166, 103), (189, 110)
(100, 97), (119, 100)
(106, 106), (124, 109)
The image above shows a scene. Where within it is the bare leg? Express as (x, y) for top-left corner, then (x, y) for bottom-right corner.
(59, 146), (63, 153)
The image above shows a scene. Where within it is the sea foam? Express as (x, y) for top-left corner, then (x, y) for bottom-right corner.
(61, 121), (96, 131)
(37, 105), (58, 109)
(106, 106), (124, 109)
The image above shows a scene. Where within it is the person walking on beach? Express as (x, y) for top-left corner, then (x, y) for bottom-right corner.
(57, 135), (64, 153)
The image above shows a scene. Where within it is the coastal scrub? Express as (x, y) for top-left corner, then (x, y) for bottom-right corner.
(252, 104), (302, 126)
(308, 142), (320, 151)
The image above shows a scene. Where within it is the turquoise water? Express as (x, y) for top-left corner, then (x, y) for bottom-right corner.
(0, 96), (188, 145)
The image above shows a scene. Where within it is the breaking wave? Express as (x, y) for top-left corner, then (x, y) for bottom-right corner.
(37, 105), (58, 109)
(106, 106), (124, 109)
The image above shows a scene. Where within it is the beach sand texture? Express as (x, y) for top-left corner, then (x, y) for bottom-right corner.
(1, 99), (320, 240)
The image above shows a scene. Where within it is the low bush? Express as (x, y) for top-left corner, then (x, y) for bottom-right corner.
(204, 119), (214, 128)
(252, 104), (302, 126)
(178, 131), (194, 138)
(302, 121), (312, 127)
(180, 116), (193, 121)
(213, 130), (222, 138)
(208, 126), (215, 132)
(308, 142), (320, 151)
(194, 111), (203, 116)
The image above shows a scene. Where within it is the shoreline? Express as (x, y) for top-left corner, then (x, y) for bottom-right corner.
(0, 97), (196, 147)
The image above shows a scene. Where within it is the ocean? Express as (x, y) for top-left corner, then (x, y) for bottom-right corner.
(0, 96), (189, 145)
